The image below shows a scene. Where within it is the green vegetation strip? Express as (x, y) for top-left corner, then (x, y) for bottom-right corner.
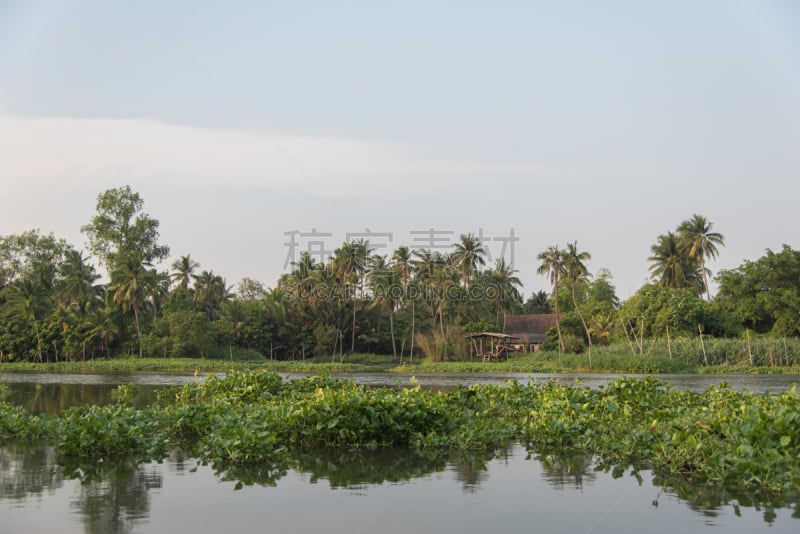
(0, 357), (374, 374)
(1, 374), (799, 494)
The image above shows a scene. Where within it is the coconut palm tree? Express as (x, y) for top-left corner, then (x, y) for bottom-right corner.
(563, 241), (593, 354)
(648, 232), (703, 294)
(452, 233), (486, 288)
(57, 250), (103, 314)
(193, 270), (231, 320)
(5, 278), (51, 361)
(391, 246), (414, 362)
(170, 255), (200, 292)
(332, 240), (372, 353)
(84, 308), (120, 359)
(678, 214), (725, 301)
(485, 258), (523, 327)
(368, 255), (401, 359)
(109, 253), (153, 358)
(537, 246), (565, 354)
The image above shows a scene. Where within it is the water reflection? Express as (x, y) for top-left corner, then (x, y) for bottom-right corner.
(0, 445), (64, 501)
(536, 452), (596, 490)
(653, 472), (800, 526)
(0, 444), (798, 533)
(69, 458), (162, 534)
(3, 371), (800, 415)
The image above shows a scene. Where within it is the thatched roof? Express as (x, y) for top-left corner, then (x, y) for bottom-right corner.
(503, 314), (560, 344)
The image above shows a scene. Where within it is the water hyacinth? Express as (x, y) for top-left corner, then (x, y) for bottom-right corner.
(0, 372), (798, 494)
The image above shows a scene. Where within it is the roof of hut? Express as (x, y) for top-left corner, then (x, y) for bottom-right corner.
(502, 314), (560, 344)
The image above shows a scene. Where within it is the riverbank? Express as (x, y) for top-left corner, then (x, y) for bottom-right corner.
(3, 352), (800, 375)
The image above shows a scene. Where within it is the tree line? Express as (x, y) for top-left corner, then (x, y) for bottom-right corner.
(0, 186), (797, 363)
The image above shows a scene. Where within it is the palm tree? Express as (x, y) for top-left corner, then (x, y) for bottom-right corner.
(170, 255), (200, 292)
(57, 250), (103, 314)
(648, 232), (703, 293)
(148, 269), (171, 323)
(563, 241), (593, 354)
(109, 253), (153, 358)
(331, 240), (372, 353)
(5, 278), (51, 361)
(537, 246), (565, 354)
(678, 214), (725, 301)
(84, 308), (120, 359)
(485, 258), (523, 327)
(193, 270), (231, 320)
(368, 255), (401, 359)
(391, 246), (414, 362)
(452, 233), (486, 288)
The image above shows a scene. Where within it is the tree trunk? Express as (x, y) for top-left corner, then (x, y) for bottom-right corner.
(701, 254), (711, 302)
(389, 308), (397, 359)
(554, 278), (565, 356)
(571, 282), (592, 356)
(410, 300), (415, 364)
(351, 299), (357, 354)
(134, 306), (143, 358)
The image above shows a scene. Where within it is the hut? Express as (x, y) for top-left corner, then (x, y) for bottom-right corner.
(465, 332), (519, 362)
(502, 314), (560, 353)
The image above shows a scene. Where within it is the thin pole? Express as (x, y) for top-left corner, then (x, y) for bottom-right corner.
(698, 325), (708, 366)
(666, 324), (672, 359)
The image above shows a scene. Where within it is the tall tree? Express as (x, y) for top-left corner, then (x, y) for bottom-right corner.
(563, 241), (593, 353)
(678, 214), (725, 301)
(82, 186), (169, 268)
(57, 250), (103, 315)
(368, 255), (401, 359)
(331, 240), (372, 353)
(648, 232), (703, 294)
(193, 270), (231, 320)
(5, 278), (51, 361)
(391, 246), (414, 361)
(452, 233), (486, 288)
(537, 246), (565, 353)
(716, 244), (800, 335)
(170, 255), (200, 292)
(109, 253), (154, 358)
(484, 258), (522, 327)
(84, 308), (121, 359)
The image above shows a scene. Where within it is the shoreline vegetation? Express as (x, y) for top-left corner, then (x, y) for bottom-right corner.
(2, 186), (799, 372)
(1, 372), (798, 496)
(2, 352), (800, 376)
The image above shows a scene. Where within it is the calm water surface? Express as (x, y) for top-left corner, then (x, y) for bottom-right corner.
(1, 443), (798, 534)
(2, 370), (799, 414)
(1, 371), (798, 533)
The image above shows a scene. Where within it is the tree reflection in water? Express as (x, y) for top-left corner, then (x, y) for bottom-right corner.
(531, 450), (597, 490)
(61, 456), (163, 534)
(652, 472), (800, 526)
(0, 444), (64, 500)
(1, 444), (798, 532)
(211, 447), (500, 491)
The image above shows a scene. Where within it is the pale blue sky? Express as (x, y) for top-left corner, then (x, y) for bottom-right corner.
(1, 1), (799, 297)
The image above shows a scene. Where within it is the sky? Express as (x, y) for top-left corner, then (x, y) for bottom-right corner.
(1, 0), (799, 299)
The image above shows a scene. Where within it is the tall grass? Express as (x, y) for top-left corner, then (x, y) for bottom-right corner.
(396, 351), (694, 374)
(594, 337), (800, 368)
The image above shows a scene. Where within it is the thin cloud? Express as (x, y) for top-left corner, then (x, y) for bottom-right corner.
(0, 114), (542, 198)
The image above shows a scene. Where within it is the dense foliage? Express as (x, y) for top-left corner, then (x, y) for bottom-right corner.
(0, 187), (798, 365)
(1, 373), (799, 495)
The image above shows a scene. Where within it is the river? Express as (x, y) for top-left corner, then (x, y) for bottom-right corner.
(1, 371), (798, 533)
